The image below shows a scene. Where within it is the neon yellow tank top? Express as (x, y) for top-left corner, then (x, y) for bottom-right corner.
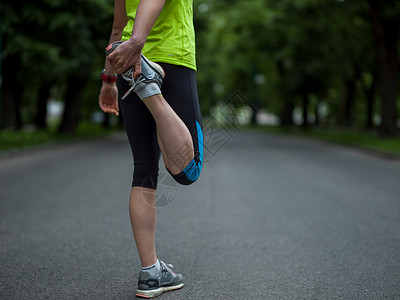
(122, 0), (196, 71)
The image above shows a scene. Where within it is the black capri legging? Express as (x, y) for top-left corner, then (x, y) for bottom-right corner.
(117, 63), (203, 190)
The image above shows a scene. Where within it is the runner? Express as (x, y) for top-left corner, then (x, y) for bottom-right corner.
(98, 0), (203, 298)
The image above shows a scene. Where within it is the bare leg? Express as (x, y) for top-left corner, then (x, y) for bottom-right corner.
(143, 94), (194, 175)
(129, 95), (194, 267)
(129, 186), (157, 267)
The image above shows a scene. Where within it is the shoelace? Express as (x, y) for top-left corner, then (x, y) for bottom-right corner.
(160, 261), (174, 270)
(121, 67), (134, 82)
(121, 68), (146, 100)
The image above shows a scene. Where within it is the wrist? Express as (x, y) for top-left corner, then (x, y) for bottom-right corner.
(101, 69), (117, 83)
(128, 35), (145, 49)
(102, 81), (116, 86)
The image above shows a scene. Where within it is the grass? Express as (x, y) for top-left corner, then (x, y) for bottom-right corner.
(1, 122), (399, 157)
(0, 122), (122, 152)
(245, 125), (400, 155)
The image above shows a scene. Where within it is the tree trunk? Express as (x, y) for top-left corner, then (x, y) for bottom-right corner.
(368, 0), (399, 137)
(302, 93), (309, 129)
(1, 56), (22, 130)
(343, 65), (361, 128)
(35, 81), (54, 129)
(277, 60), (294, 126)
(364, 71), (377, 129)
(102, 112), (110, 128)
(58, 75), (88, 133)
(280, 100), (295, 127)
(314, 98), (320, 126)
(251, 105), (258, 125)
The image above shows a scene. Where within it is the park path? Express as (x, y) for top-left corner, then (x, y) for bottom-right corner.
(1, 131), (400, 299)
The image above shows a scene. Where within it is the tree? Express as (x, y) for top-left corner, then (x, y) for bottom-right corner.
(1, 0), (113, 132)
(368, 0), (399, 137)
(57, 0), (113, 133)
(195, 0), (381, 129)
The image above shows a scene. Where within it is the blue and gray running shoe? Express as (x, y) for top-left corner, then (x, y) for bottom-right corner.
(105, 41), (165, 100)
(135, 261), (184, 298)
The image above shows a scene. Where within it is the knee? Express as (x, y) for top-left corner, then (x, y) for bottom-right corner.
(168, 120), (204, 186)
(168, 157), (203, 185)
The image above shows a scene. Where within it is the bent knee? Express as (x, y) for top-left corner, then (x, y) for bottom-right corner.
(169, 120), (204, 186)
(168, 157), (203, 185)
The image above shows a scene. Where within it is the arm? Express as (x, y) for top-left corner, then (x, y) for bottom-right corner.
(99, 0), (128, 116)
(104, 0), (129, 76)
(107, 0), (165, 78)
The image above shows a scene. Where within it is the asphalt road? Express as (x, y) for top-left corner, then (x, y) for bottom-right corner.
(1, 131), (400, 300)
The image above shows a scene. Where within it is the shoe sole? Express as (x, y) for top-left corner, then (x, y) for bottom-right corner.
(135, 283), (184, 298)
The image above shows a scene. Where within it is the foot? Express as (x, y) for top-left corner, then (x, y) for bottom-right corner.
(105, 41), (165, 100)
(136, 261), (184, 298)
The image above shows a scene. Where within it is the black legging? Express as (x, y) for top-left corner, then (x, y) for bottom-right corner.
(117, 63), (203, 189)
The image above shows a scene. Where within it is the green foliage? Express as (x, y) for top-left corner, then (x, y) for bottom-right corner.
(194, 0), (398, 133)
(1, 0), (113, 125)
(2, 0), (112, 73)
(0, 122), (119, 151)
(1, 0), (398, 137)
(248, 125), (400, 155)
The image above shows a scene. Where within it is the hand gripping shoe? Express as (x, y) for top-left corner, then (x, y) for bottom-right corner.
(105, 41), (165, 100)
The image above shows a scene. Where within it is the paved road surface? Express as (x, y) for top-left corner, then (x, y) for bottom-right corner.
(1, 131), (400, 299)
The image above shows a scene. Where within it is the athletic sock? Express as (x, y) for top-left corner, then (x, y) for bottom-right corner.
(136, 82), (161, 100)
(141, 259), (161, 276)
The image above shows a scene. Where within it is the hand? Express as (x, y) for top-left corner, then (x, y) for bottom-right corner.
(107, 38), (144, 79)
(99, 83), (119, 116)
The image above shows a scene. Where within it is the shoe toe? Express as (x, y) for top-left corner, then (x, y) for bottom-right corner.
(174, 273), (183, 284)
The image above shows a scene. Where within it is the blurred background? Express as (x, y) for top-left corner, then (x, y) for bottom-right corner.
(1, 0), (399, 151)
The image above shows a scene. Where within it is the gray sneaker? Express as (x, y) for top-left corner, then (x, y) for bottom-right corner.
(105, 41), (165, 99)
(135, 261), (184, 298)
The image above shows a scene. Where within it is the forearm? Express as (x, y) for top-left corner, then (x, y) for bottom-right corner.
(104, 32), (123, 76)
(106, 0), (165, 76)
(104, 0), (128, 76)
(130, 0), (165, 48)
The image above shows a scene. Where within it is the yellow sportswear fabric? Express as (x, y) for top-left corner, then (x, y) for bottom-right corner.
(122, 0), (196, 71)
